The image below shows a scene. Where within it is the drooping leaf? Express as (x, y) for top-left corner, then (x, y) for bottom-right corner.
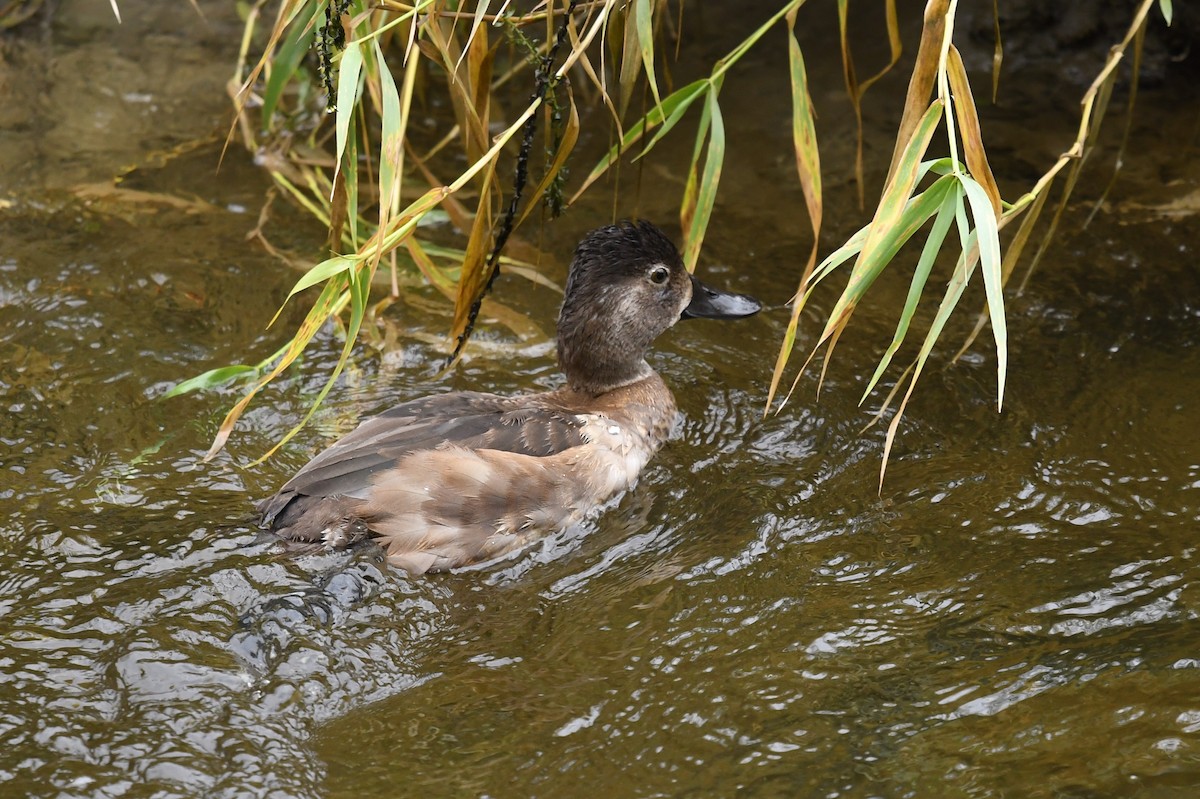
(819, 99), (944, 347)
(163, 365), (258, 399)
(332, 41), (364, 190)
(946, 45), (1002, 216)
(634, 0), (662, 109)
(860, 178), (961, 402)
(884, 0), (948, 189)
(960, 175), (1007, 410)
(680, 90), (726, 273)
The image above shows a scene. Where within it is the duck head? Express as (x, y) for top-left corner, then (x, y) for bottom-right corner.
(557, 220), (761, 396)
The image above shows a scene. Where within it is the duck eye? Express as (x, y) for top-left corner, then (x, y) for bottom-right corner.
(648, 265), (670, 285)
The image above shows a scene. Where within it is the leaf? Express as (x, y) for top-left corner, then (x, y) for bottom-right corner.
(206, 279), (349, 460)
(766, 6), (825, 413)
(946, 45), (1001, 216)
(819, 100), (944, 348)
(879, 231), (983, 488)
(786, 10), (822, 276)
(1160, 0), (1173, 26)
(262, 11), (316, 130)
(680, 91), (726, 273)
(635, 0), (662, 109)
(332, 42), (364, 191)
(571, 79), (709, 203)
(860, 178), (961, 402)
(885, 0), (949, 189)
(258, 265), (374, 463)
(453, 0), (491, 75)
(835, 0), (863, 206)
(450, 158), (498, 343)
(375, 39), (403, 218)
(858, 0), (903, 94)
(616, 3), (643, 118)
(516, 87), (581, 229)
(280, 255), (355, 307)
(991, 0), (1003, 101)
(960, 175), (1006, 410)
(162, 365), (257, 399)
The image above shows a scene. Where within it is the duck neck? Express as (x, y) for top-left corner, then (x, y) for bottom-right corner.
(557, 313), (653, 397)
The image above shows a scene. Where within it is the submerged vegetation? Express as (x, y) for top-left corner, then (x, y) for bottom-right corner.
(164, 0), (1171, 481)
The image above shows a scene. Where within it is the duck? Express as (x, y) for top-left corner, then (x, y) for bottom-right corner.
(258, 220), (761, 574)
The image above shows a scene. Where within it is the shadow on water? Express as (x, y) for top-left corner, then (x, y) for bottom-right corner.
(2, 1), (1200, 797)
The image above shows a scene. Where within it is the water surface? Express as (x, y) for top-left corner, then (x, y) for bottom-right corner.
(2, 2), (1199, 797)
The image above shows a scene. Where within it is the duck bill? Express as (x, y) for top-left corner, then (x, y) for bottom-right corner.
(681, 274), (762, 320)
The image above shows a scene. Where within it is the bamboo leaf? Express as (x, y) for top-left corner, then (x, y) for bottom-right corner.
(258, 265), (373, 463)
(450, 159), (498, 343)
(859, 0), (903, 94)
(766, 5), (826, 413)
(946, 45), (1002, 216)
(681, 91), (725, 273)
(262, 10), (316, 130)
(879, 232), (982, 488)
(280, 255), (356, 308)
(206, 279), (349, 459)
(835, 0), (864, 206)
(991, 0), (1003, 101)
(375, 39), (403, 218)
(635, 0), (662, 108)
(332, 41), (364, 192)
(572, 79), (709, 203)
(1160, 0), (1173, 25)
(453, 0), (491, 75)
(617, 3), (643, 117)
(163, 365), (258, 399)
(861, 178), (961, 402)
(885, 0), (949, 189)
(820, 100), (944, 346)
(786, 10), (822, 274)
(961, 175), (1007, 410)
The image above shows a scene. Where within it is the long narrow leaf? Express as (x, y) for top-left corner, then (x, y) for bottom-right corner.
(681, 92), (725, 272)
(861, 179), (961, 402)
(819, 100), (944, 345)
(960, 175), (1007, 410)
(635, 0), (662, 108)
(946, 45), (1001, 215)
(571, 79), (709, 202)
(332, 42), (364, 192)
(375, 39), (403, 218)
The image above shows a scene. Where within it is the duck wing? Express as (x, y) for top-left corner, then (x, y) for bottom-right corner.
(258, 391), (587, 527)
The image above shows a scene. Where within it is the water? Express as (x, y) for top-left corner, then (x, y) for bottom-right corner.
(2, 1), (1199, 797)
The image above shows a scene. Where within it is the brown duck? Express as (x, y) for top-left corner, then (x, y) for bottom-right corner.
(258, 220), (760, 574)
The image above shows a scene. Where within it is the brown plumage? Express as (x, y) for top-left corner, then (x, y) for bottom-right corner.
(258, 220), (760, 574)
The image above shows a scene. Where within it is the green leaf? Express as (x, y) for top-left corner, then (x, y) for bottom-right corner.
(820, 100), (944, 343)
(375, 39), (403, 216)
(861, 180), (962, 403)
(162, 365), (257, 399)
(1159, 0), (1173, 25)
(261, 6), (317, 130)
(285, 255), (356, 302)
(573, 79), (709, 201)
(333, 41), (364, 190)
(681, 91), (726, 272)
(960, 174), (1007, 410)
(634, 0), (662, 109)
(256, 265), (374, 463)
(639, 79), (709, 157)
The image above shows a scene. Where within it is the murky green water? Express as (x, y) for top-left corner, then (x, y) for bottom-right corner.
(3, 2), (1200, 797)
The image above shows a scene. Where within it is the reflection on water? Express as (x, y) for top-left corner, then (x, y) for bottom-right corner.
(2, 1), (1200, 797)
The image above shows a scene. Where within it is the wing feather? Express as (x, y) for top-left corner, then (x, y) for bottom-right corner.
(259, 391), (589, 528)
